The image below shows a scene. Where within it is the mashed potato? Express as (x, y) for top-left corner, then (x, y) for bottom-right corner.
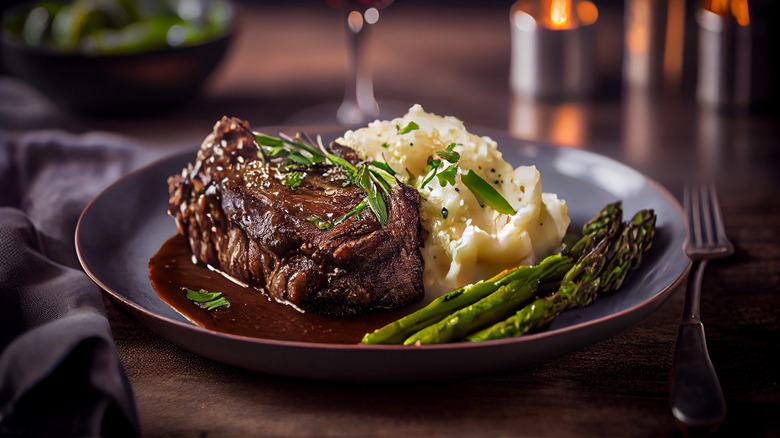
(337, 105), (570, 297)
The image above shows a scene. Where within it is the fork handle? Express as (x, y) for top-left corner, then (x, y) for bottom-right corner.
(681, 259), (706, 324)
(670, 261), (727, 432)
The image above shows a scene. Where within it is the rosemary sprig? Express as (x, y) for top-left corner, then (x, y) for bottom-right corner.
(357, 165), (389, 226)
(307, 215), (334, 230)
(461, 170), (516, 215)
(254, 132), (326, 167)
(253, 131), (395, 227)
(307, 200), (369, 230)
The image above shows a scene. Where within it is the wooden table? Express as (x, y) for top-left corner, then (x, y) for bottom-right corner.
(6, 2), (780, 436)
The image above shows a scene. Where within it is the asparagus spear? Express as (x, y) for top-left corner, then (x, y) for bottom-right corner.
(412, 212), (624, 345)
(360, 201), (624, 345)
(600, 209), (656, 293)
(401, 202), (623, 345)
(361, 265), (542, 344)
(465, 233), (615, 341)
(403, 254), (573, 345)
(466, 209), (656, 342)
(567, 201), (623, 260)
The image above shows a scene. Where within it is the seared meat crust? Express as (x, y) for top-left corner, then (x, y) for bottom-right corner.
(168, 116), (424, 316)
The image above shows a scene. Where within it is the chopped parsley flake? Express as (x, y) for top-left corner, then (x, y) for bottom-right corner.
(436, 165), (458, 187)
(285, 171), (305, 190)
(397, 121), (420, 135)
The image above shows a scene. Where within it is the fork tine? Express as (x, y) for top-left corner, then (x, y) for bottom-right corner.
(708, 183), (735, 255)
(684, 182), (734, 258)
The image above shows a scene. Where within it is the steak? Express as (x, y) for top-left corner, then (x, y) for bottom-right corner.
(167, 116), (424, 316)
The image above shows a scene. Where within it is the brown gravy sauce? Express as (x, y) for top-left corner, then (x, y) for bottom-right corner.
(149, 235), (422, 344)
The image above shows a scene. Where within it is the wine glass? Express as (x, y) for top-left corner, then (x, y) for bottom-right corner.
(288, 0), (405, 127)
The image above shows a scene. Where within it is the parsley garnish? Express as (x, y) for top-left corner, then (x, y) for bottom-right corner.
(415, 142), (515, 215)
(436, 165), (458, 187)
(420, 156), (442, 189)
(420, 143), (461, 189)
(183, 288), (231, 311)
(397, 121), (420, 135)
(436, 143), (460, 163)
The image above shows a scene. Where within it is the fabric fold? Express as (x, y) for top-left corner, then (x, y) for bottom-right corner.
(0, 129), (152, 436)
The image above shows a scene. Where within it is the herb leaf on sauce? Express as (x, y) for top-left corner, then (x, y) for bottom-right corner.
(183, 288), (231, 311)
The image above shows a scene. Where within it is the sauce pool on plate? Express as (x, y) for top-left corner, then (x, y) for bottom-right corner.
(149, 235), (419, 344)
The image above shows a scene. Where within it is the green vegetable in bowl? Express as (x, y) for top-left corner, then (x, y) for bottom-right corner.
(3, 0), (232, 54)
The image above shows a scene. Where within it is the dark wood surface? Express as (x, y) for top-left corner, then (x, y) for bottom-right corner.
(6, 2), (780, 436)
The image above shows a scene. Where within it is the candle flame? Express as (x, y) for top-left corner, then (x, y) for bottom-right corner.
(729, 0), (749, 26)
(703, 0), (749, 26)
(543, 0), (574, 29)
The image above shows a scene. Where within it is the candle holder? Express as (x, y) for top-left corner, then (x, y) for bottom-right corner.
(510, 0), (598, 100)
(622, 0), (668, 91)
(696, 3), (752, 111)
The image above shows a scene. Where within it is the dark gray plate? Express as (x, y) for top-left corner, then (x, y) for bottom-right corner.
(76, 130), (688, 382)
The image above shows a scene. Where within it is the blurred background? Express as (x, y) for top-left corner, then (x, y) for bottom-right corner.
(2, 3), (779, 435)
(1, 0), (778, 158)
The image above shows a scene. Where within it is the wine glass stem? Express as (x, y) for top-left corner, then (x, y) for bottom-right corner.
(338, 9), (379, 126)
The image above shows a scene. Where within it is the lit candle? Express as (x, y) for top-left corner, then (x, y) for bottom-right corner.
(542, 0), (574, 29)
(622, 0), (668, 91)
(696, 0), (753, 110)
(510, 0), (599, 99)
(539, 0), (599, 30)
(703, 0), (750, 25)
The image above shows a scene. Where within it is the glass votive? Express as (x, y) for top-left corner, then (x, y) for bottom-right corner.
(696, 1), (754, 111)
(622, 0), (668, 91)
(509, 0), (598, 100)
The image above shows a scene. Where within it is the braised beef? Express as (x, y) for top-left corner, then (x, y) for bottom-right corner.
(167, 116), (424, 316)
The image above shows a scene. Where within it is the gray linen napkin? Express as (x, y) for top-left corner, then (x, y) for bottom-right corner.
(0, 129), (154, 437)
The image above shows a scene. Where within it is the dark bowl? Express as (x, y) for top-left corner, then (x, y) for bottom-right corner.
(0, 0), (235, 115)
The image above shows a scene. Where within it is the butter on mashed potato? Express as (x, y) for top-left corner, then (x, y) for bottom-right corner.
(336, 105), (570, 297)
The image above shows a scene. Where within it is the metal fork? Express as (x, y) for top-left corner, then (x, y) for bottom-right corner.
(670, 183), (734, 432)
